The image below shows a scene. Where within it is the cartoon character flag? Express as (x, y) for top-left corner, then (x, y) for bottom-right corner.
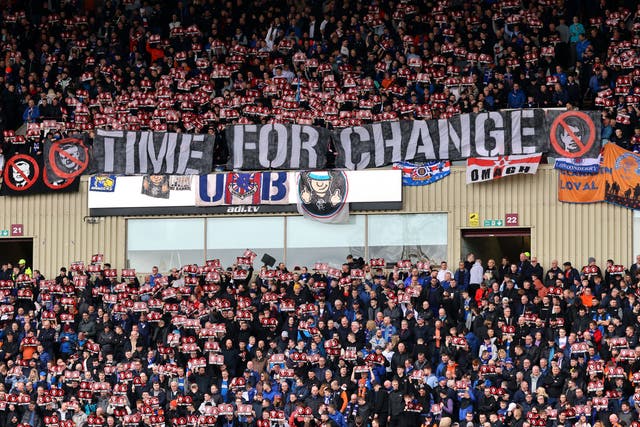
(296, 171), (349, 223)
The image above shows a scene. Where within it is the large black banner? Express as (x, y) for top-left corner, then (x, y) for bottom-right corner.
(333, 110), (601, 169)
(225, 124), (331, 170)
(1, 153), (80, 195)
(84, 109), (602, 173)
(92, 130), (215, 175)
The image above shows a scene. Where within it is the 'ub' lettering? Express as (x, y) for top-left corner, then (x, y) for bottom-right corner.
(261, 172), (288, 202)
(198, 175), (224, 203)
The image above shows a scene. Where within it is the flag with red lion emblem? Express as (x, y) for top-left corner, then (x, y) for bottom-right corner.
(466, 153), (543, 184)
(225, 172), (262, 205)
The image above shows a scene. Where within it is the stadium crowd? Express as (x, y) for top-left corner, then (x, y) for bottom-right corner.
(0, 0), (640, 427)
(0, 252), (639, 427)
(0, 0), (639, 166)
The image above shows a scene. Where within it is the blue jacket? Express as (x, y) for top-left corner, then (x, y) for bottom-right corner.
(329, 411), (347, 427)
(553, 72), (568, 86)
(508, 89), (526, 108)
(58, 332), (78, 355)
(454, 269), (470, 290)
(22, 105), (40, 123)
(576, 39), (591, 61)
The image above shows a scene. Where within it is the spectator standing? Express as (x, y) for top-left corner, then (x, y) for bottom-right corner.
(22, 100), (40, 124)
(569, 16), (585, 65)
(469, 259), (484, 293)
(507, 83), (526, 109)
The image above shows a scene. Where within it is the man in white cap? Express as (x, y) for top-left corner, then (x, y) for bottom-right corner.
(299, 171), (343, 213)
(301, 171), (341, 206)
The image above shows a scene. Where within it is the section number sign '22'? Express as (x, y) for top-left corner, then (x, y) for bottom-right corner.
(504, 213), (520, 227)
(505, 213), (519, 226)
